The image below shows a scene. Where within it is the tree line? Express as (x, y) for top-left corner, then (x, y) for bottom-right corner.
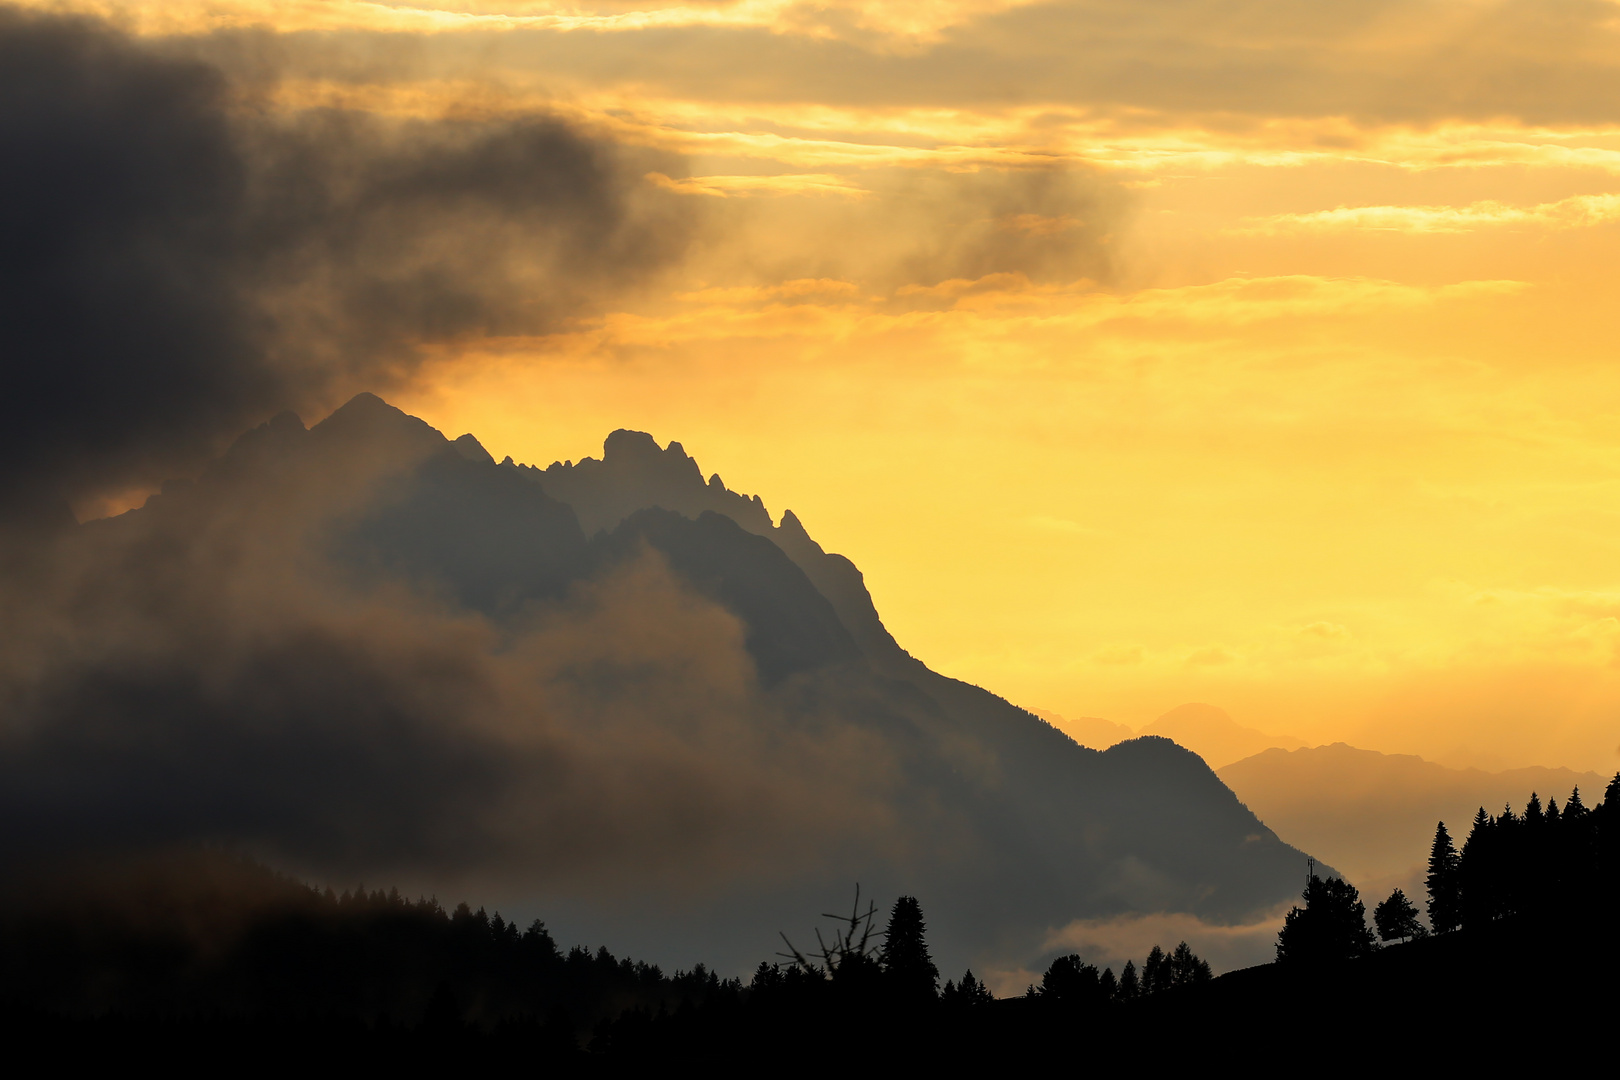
(12, 774), (1616, 1062)
(1272, 773), (1620, 963)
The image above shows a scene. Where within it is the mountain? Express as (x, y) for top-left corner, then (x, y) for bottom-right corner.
(1030, 710), (1137, 751)
(3, 394), (1323, 978)
(1141, 704), (1306, 769)
(1035, 703), (1304, 768)
(1219, 743), (1607, 898)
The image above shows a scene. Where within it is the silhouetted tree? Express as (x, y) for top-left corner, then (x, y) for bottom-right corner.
(1373, 888), (1426, 942)
(1427, 821), (1462, 933)
(1142, 945), (1170, 995)
(778, 886), (884, 1000)
(1040, 954), (1104, 1004)
(879, 896), (938, 1001)
(1168, 942), (1212, 986)
(1461, 805), (1513, 925)
(1276, 868), (1376, 963)
(941, 969), (994, 1008)
(1117, 960), (1140, 1001)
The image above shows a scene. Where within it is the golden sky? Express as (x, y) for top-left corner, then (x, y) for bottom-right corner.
(53, 0), (1620, 774)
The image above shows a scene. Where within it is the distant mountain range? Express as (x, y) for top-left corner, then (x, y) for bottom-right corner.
(1218, 743), (1608, 900)
(1037, 703), (1306, 769)
(7, 394), (1323, 977)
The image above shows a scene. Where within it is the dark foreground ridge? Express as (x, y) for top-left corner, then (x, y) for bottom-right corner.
(5, 772), (1619, 1072)
(0, 887), (1610, 1069)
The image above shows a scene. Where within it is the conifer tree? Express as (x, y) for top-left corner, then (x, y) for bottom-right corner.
(1117, 960), (1140, 1001)
(1524, 792), (1544, 828)
(1460, 806), (1496, 926)
(1597, 776), (1620, 894)
(1142, 945), (1169, 995)
(1168, 941), (1212, 985)
(1426, 821), (1462, 933)
(958, 969), (993, 1006)
(1276, 871), (1376, 963)
(1373, 888), (1426, 942)
(879, 896), (939, 1000)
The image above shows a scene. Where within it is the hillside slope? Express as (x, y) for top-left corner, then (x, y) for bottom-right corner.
(3, 395), (1322, 977)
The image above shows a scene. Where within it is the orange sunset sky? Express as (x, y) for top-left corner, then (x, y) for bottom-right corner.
(50, 0), (1620, 775)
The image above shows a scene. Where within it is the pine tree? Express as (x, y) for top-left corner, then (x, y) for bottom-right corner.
(1597, 776), (1620, 896)
(1524, 792), (1544, 827)
(879, 895), (939, 1000)
(1460, 806), (1496, 926)
(1142, 945), (1168, 995)
(1168, 941), (1212, 986)
(959, 969), (993, 1006)
(1117, 960), (1140, 1001)
(1426, 821), (1462, 933)
(1276, 870), (1376, 963)
(1373, 888), (1426, 942)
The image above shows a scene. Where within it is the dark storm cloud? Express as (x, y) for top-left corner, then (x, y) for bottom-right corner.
(890, 165), (1124, 288)
(0, 6), (693, 514)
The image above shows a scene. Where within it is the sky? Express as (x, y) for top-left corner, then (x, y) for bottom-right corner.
(29, 0), (1620, 776)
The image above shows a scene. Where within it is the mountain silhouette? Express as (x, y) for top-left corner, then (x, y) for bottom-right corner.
(1141, 704), (1306, 769)
(1034, 704), (1304, 768)
(1030, 710), (1138, 751)
(26, 394), (1327, 977)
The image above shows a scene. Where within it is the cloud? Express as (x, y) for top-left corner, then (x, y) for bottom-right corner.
(1037, 904), (1295, 980)
(661, 163), (1130, 299)
(0, 5), (695, 514)
(49, 0), (1050, 45)
(0, 457), (897, 895)
(648, 171), (870, 198)
(676, 278), (864, 304)
(1242, 193), (1620, 234)
(134, 0), (1620, 129)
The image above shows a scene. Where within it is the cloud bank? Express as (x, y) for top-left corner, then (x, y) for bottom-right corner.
(0, 409), (898, 899)
(0, 5), (694, 515)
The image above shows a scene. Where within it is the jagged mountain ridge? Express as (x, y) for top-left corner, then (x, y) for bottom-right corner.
(53, 393), (1323, 976)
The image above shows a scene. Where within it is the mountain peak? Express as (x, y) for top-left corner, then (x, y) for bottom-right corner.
(538, 430), (768, 535)
(778, 508), (809, 540)
(1142, 703), (1306, 770)
(602, 428), (663, 462)
(452, 433), (495, 465)
(267, 410), (306, 435)
(316, 393), (428, 439)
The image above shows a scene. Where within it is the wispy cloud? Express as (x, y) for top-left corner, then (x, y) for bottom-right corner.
(1241, 193), (1620, 235)
(647, 171), (869, 198)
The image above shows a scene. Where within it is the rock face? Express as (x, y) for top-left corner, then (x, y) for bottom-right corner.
(6, 394), (1324, 977)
